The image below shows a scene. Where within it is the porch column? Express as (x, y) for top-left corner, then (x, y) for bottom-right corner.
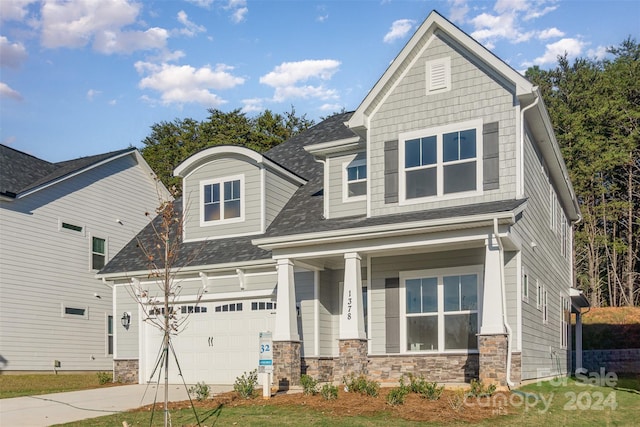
(481, 237), (505, 334)
(479, 236), (507, 386)
(274, 258), (299, 341)
(575, 312), (583, 373)
(340, 252), (366, 339)
(337, 252), (368, 380)
(273, 258), (300, 390)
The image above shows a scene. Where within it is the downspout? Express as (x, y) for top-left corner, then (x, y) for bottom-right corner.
(494, 218), (515, 388)
(519, 88), (540, 197)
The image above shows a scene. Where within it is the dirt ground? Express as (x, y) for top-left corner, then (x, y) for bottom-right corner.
(136, 387), (513, 424)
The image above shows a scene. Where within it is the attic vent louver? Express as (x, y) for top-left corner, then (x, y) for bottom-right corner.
(426, 57), (451, 93)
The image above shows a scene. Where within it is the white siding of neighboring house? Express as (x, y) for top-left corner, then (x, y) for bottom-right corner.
(0, 154), (160, 371)
(513, 128), (572, 380)
(327, 152), (367, 219)
(367, 33), (518, 217)
(182, 156), (262, 241)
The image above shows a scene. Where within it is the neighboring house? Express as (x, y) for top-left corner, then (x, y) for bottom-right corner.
(99, 11), (588, 387)
(0, 145), (165, 372)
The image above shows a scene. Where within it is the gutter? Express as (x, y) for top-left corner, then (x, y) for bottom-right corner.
(494, 217), (515, 388)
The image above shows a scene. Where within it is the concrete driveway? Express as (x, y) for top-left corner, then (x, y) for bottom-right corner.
(0, 383), (232, 426)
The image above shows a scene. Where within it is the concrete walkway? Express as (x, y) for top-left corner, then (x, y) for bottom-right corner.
(0, 384), (232, 426)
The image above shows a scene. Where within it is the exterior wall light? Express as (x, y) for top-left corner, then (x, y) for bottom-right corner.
(121, 312), (131, 330)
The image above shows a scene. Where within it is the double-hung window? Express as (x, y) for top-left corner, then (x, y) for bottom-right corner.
(401, 267), (480, 352)
(400, 120), (482, 203)
(344, 159), (367, 200)
(92, 237), (106, 270)
(201, 175), (243, 224)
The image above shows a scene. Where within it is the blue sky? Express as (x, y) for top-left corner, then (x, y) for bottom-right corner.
(1, 0), (638, 162)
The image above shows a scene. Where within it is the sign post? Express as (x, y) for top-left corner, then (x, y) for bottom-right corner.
(258, 331), (273, 399)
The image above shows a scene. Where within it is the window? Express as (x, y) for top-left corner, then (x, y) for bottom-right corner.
(426, 57), (451, 93)
(401, 267), (479, 352)
(344, 159), (367, 200)
(180, 305), (207, 314)
(536, 280), (542, 310)
(201, 176), (243, 224)
(107, 315), (113, 355)
(92, 237), (106, 270)
(62, 304), (88, 319)
(215, 302), (243, 312)
(550, 187), (558, 233)
(561, 296), (570, 349)
(251, 301), (276, 311)
(543, 287), (548, 324)
(522, 273), (529, 302)
(400, 120), (482, 203)
(62, 222), (83, 232)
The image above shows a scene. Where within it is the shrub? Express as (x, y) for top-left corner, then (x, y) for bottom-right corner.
(300, 374), (318, 395)
(188, 381), (210, 401)
(386, 387), (409, 406)
(468, 379), (496, 397)
(96, 371), (112, 385)
(447, 388), (467, 413)
(343, 374), (380, 397)
(320, 383), (338, 400)
(400, 373), (444, 400)
(234, 369), (258, 399)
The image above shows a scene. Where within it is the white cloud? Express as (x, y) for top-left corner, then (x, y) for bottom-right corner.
(526, 37), (586, 66)
(185, 0), (214, 7)
(0, 36), (28, 68)
(260, 59), (341, 103)
(319, 103), (343, 112)
(383, 19), (415, 44)
(226, 0), (248, 23)
(86, 89), (101, 101)
(0, 82), (23, 101)
(136, 61), (245, 106)
(40, 0), (168, 54)
(108, 99), (117, 106)
(0, 0), (38, 22)
(538, 27), (564, 40)
(242, 98), (264, 113)
(587, 45), (609, 60)
(177, 10), (206, 37)
(447, 0), (469, 24)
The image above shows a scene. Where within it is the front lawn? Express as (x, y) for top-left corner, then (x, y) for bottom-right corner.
(52, 376), (640, 426)
(0, 372), (113, 399)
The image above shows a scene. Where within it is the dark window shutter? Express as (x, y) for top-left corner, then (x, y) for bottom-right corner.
(483, 122), (499, 190)
(384, 140), (399, 203)
(385, 277), (400, 353)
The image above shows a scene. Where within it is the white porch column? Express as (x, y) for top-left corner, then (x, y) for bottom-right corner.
(481, 236), (505, 334)
(575, 312), (583, 372)
(340, 252), (366, 340)
(274, 258), (299, 341)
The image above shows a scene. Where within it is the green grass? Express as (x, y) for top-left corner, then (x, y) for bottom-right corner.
(0, 373), (112, 399)
(51, 377), (640, 427)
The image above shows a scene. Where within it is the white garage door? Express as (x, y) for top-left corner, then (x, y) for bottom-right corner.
(142, 299), (276, 385)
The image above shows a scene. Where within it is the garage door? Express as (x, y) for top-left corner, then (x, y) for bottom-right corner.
(141, 299), (276, 385)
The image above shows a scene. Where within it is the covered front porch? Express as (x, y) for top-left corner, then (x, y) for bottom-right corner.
(256, 220), (521, 389)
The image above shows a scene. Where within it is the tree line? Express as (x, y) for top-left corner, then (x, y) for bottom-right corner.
(140, 39), (638, 308)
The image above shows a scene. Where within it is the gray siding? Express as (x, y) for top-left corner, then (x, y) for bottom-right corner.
(183, 156), (262, 240)
(367, 33), (518, 217)
(504, 251), (520, 351)
(369, 249), (484, 354)
(295, 271), (315, 357)
(514, 128), (572, 379)
(327, 152), (366, 219)
(115, 284), (140, 359)
(318, 269), (340, 357)
(0, 154), (160, 371)
(265, 170), (299, 228)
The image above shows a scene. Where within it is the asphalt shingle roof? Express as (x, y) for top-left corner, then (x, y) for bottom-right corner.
(101, 113), (526, 275)
(0, 144), (135, 198)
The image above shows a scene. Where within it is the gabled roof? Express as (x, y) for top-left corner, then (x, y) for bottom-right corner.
(0, 144), (138, 200)
(348, 10), (536, 131)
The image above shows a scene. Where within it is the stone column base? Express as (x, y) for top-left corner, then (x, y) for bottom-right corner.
(337, 339), (368, 381)
(273, 341), (301, 390)
(478, 334), (508, 386)
(114, 359), (139, 384)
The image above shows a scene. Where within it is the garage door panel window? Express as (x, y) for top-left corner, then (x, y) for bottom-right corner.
(401, 267), (480, 353)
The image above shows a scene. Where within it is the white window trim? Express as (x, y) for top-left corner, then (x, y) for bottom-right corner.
(90, 235), (108, 271)
(399, 265), (482, 354)
(542, 286), (548, 324)
(550, 185), (558, 234)
(106, 314), (113, 356)
(522, 272), (529, 303)
(398, 119), (483, 206)
(426, 57), (451, 94)
(560, 294), (569, 349)
(536, 280), (542, 310)
(199, 174), (245, 227)
(342, 158), (367, 203)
